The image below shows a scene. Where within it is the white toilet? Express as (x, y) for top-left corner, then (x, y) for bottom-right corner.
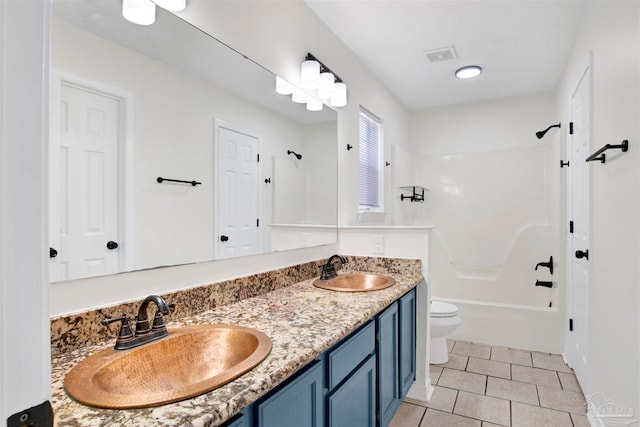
(430, 300), (461, 364)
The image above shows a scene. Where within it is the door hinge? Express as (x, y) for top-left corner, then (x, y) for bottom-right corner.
(257, 218), (260, 227)
(560, 160), (570, 168)
(569, 221), (574, 233)
(569, 122), (574, 135)
(257, 153), (260, 162)
(569, 318), (574, 331)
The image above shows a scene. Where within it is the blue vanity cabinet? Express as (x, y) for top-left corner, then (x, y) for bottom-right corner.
(255, 360), (324, 427)
(327, 354), (377, 427)
(399, 288), (416, 398)
(377, 302), (400, 427)
(326, 321), (376, 427)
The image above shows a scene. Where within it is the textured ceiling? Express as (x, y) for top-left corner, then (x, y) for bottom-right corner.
(305, 0), (587, 110)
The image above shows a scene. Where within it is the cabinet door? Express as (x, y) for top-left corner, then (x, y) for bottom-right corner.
(256, 361), (323, 427)
(399, 288), (417, 398)
(327, 354), (376, 427)
(377, 302), (400, 427)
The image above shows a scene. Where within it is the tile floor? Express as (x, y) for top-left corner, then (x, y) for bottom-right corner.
(390, 339), (588, 427)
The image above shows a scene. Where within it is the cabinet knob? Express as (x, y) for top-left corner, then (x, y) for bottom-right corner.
(50, 247), (58, 258)
(106, 241), (119, 250)
(575, 249), (589, 260)
(220, 235), (229, 242)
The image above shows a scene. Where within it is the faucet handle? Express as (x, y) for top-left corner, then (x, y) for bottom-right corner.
(102, 316), (134, 349)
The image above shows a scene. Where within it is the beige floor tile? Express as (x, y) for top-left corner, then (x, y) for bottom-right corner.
(538, 385), (587, 414)
(389, 402), (426, 427)
(511, 364), (561, 388)
(486, 376), (539, 406)
(437, 353), (469, 370)
(404, 397), (428, 408)
(467, 357), (511, 379)
(570, 413), (591, 427)
(531, 352), (573, 373)
(512, 401), (573, 427)
(447, 339), (455, 353)
(420, 408), (481, 427)
(438, 368), (487, 394)
(491, 346), (533, 367)
(452, 341), (491, 359)
(430, 365), (443, 383)
(425, 386), (458, 413)
(454, 391), (510, 426)
(558, 372), (582, 392)
(482, 424), (504, 427)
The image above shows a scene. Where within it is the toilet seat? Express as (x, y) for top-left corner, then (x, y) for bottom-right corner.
(431, 300), (458, 318)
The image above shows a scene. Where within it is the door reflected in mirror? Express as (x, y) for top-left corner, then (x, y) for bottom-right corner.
(49, 0), (338, 282)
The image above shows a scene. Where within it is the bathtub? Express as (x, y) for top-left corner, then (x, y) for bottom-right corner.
(437, 297), (564, 354)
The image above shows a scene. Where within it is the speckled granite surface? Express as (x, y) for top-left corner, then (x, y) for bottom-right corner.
(50, 257), (423, 426)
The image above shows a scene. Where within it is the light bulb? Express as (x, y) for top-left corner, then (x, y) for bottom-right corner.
(330, 82), (347, 107)
(275, 76), (294, 95)
(122, 0), (156, 25)
(306, 98), (323, 111)
(291, 88), (308, 104)
(300, 60), (320, 89)
(317, 72), (335, 99)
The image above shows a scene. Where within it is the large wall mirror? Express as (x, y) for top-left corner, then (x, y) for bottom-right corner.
(49, 0), (338, 282)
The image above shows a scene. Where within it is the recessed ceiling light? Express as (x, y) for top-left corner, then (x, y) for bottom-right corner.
(455, 65), (482, 79)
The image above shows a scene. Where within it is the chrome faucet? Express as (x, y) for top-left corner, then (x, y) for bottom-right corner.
(102, 295), (174, 351)
(319, 254), (347, 280)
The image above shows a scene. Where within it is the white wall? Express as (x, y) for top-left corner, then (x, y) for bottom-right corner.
(0, 0), (51, 421)
(50, 0), (411, 316)
(405, 93), (563, 351)
(555, 0), (639, 421)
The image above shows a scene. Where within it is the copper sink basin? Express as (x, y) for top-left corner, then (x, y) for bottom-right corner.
(64, 324), (272, 409)
(313, 273), (396, 292)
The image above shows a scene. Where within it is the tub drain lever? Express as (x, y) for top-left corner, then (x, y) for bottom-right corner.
(534, 256), (553, 275)
(535, 280), (554, 288)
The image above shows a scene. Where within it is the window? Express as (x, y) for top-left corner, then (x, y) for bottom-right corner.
(359, 108), (384, 212)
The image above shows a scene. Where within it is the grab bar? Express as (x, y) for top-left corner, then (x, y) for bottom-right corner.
(157, 177), (202, 186)
(585, 139), (629, 164)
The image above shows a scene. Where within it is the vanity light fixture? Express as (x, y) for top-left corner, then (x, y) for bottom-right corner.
(306, 97), (323, 111)
(275, 76), (294, 95)
(122, 0), (156, 25)
(122, 0), (187, 25)
(455, 65), (482, 79)
(301, 53), (348, 107)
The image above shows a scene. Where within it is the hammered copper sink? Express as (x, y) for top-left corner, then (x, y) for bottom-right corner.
(64, 324), (272, 409)
(313, 273), (396, 292)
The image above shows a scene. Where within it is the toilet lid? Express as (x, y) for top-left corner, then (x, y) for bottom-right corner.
(431, 300), (458, 317)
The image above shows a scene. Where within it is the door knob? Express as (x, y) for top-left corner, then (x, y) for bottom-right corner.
(575, 249), (589, 260)
(50, 247), (58, 258)
(106, 241), (119, 250)
(220, 235), (229, 242)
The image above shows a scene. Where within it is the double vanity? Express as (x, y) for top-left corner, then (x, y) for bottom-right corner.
(50, 256), (423, 426)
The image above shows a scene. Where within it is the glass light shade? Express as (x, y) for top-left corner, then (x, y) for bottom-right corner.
(122, 0), (156, 25)
(300, 60), (320, 89)
(153, 0), (186, 11)
(306, 98), (323, 111)
(291, 89), (308, 104)
(330, 82), (347, 107)
(455, 65), (482, 79)
(275, 76), (294, 95)
(317, 72), (335, 99)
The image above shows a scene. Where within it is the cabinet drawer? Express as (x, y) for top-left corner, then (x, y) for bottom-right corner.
(327, 320), (375, 389)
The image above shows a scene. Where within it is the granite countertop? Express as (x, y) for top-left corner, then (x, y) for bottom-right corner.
(51, 271), (423, 426)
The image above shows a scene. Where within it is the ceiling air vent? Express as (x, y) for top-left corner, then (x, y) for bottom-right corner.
(424, 46), (457, 63)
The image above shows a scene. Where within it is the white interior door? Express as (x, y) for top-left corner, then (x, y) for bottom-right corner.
(566, 63), (591, 390)
(215, 124), (260, 259)
(49, 81), (121, 281)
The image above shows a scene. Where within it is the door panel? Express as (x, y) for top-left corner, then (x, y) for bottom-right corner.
(566, 63), (591, 390)
(50, 82), (120, 281)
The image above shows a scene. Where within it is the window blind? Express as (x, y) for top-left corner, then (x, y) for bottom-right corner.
(359, 110), (382, 209)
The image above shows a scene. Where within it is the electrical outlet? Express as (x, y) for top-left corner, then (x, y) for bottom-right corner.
(373, 235), (384, 254)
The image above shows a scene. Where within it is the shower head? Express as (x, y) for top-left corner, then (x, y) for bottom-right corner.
(287, 150), (302, 160)
(536, 123), (561, 139)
